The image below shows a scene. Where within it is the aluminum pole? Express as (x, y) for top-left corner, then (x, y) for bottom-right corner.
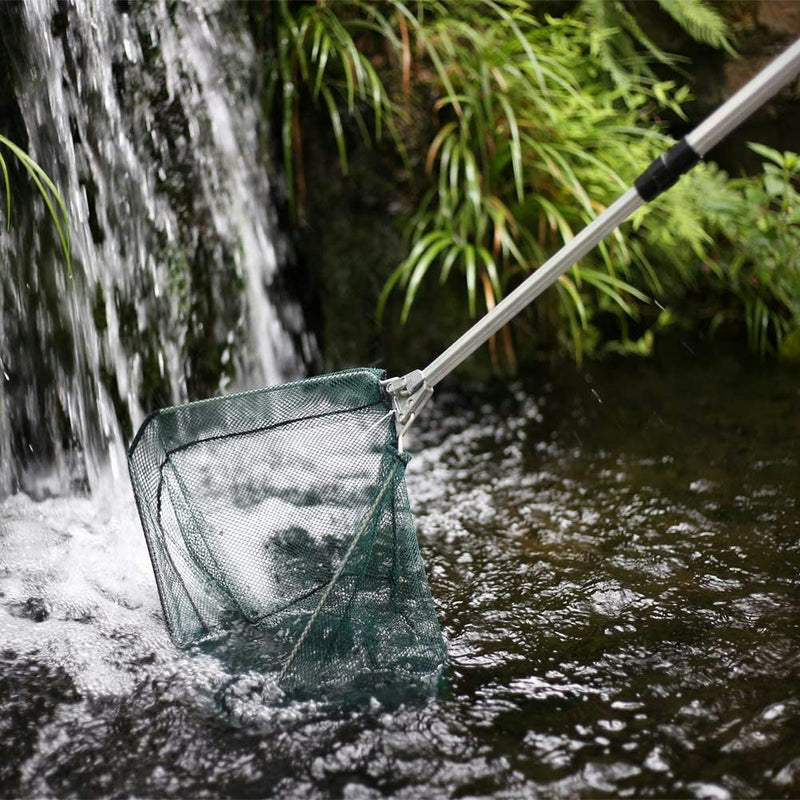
(420, 38), (800, 389)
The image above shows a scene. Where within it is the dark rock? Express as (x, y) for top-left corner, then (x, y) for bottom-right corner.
(21, 596), (52, 622)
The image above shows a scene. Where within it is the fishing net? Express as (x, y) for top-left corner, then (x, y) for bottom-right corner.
(127, 367), (446, 694)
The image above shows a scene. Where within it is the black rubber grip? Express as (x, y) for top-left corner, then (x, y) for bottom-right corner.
(634, 138), (701, 202)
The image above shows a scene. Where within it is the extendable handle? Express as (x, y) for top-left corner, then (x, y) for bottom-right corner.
(421, 38), (800, 389)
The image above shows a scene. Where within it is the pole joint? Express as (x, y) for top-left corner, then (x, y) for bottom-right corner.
(380, 370), (433, 451)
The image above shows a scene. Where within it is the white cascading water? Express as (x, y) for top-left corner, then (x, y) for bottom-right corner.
(0, 0), (314, 739)
(0, 0), (309, 496)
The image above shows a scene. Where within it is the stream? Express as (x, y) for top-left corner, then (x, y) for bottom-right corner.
(1, 349), (798, 798)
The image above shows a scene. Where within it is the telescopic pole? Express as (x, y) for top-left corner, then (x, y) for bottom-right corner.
(420, 38), (800, 389)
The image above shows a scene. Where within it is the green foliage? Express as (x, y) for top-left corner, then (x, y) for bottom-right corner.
(262, 0), (400, 220)
(0, 134), (72, 276)
(375, 1), (729, 365)
(263, 0), (796, 365)
(656, 0), (731, 48)
(577, 0), (732, 90)
(700, 145), (800, 357)
(610, 147), (800, 360)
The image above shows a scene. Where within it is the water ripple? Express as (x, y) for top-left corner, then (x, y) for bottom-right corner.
(2, 357), (800, 796)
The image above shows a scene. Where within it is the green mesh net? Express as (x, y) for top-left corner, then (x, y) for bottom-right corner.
(127, 368), (446, 694)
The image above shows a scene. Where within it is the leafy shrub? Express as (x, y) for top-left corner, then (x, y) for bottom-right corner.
(261, 0), (796, 364)
(697, 145), (800, 357)
(372, 1), (731, 365)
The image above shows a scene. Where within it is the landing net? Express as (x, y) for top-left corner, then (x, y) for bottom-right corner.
(127, 368), (446, 693)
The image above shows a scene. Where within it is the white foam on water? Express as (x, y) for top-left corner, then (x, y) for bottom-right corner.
(0, 477), (294, 731)
(0, 480), (172, 696)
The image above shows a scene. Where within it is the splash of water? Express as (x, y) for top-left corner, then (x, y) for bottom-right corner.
(0, 0), (310, 496)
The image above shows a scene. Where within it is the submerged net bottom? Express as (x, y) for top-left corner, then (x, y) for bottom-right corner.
(127, 368), (446, 694)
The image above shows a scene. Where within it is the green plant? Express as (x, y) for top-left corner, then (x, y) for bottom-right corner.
(0, 134), (72, 276)
(577, 0), (732, 90)
(701, 145), (800, 357)
(261, 0), (401, 221)
(612, 147), (800, 359)
(262, 0), (798, 366)
(375, 1), (730, 366)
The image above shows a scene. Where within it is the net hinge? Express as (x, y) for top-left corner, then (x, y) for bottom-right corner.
(380, 369), (433, 450)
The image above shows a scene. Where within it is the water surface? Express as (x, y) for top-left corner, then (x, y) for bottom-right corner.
(1, 351), (798, 797)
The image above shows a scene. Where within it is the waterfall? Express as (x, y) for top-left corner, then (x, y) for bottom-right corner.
(0, 0), (311, 497)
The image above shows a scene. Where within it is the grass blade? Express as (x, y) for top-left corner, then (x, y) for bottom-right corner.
(319, 85), (348, 175)
(0, 135), (71, 275)
(0, 151), (10, 228)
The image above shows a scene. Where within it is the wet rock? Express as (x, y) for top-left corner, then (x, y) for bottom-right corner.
(21, 596), (52, 622)
(757, 0), (800, 36)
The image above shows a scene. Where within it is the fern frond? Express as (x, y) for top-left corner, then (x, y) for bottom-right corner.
(656, 0), (733, 51)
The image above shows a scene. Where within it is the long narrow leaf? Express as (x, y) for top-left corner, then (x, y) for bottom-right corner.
(438, 134), (456, 216)
(2, 137), (71, 251)
(319, 85), (348, 175)
(465, 244), (477, 317)
(439, 242), (462, 284)
(361, 56), (385, 139)
(497, 92), (524, 202)
(312, 33), (332, 99)
(0, 151), (10, 228)
(557, 279), (585, 366)
(22, 163), (72, 277)
(477, 245), (502, 300)
(557, 274), (587, 328)
(449, 140), (462, 210)
(426, 122), (458, 176)
(581, 266), (651, 302)
(377, 263), (407, 324)
(401, 234), (452, 322)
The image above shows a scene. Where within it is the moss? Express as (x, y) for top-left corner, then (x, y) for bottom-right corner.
(183, 232), (245, 398)
(108, 7), (254, 400)
(113, 282), (172, 413)
(133, 337), (171, 415)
